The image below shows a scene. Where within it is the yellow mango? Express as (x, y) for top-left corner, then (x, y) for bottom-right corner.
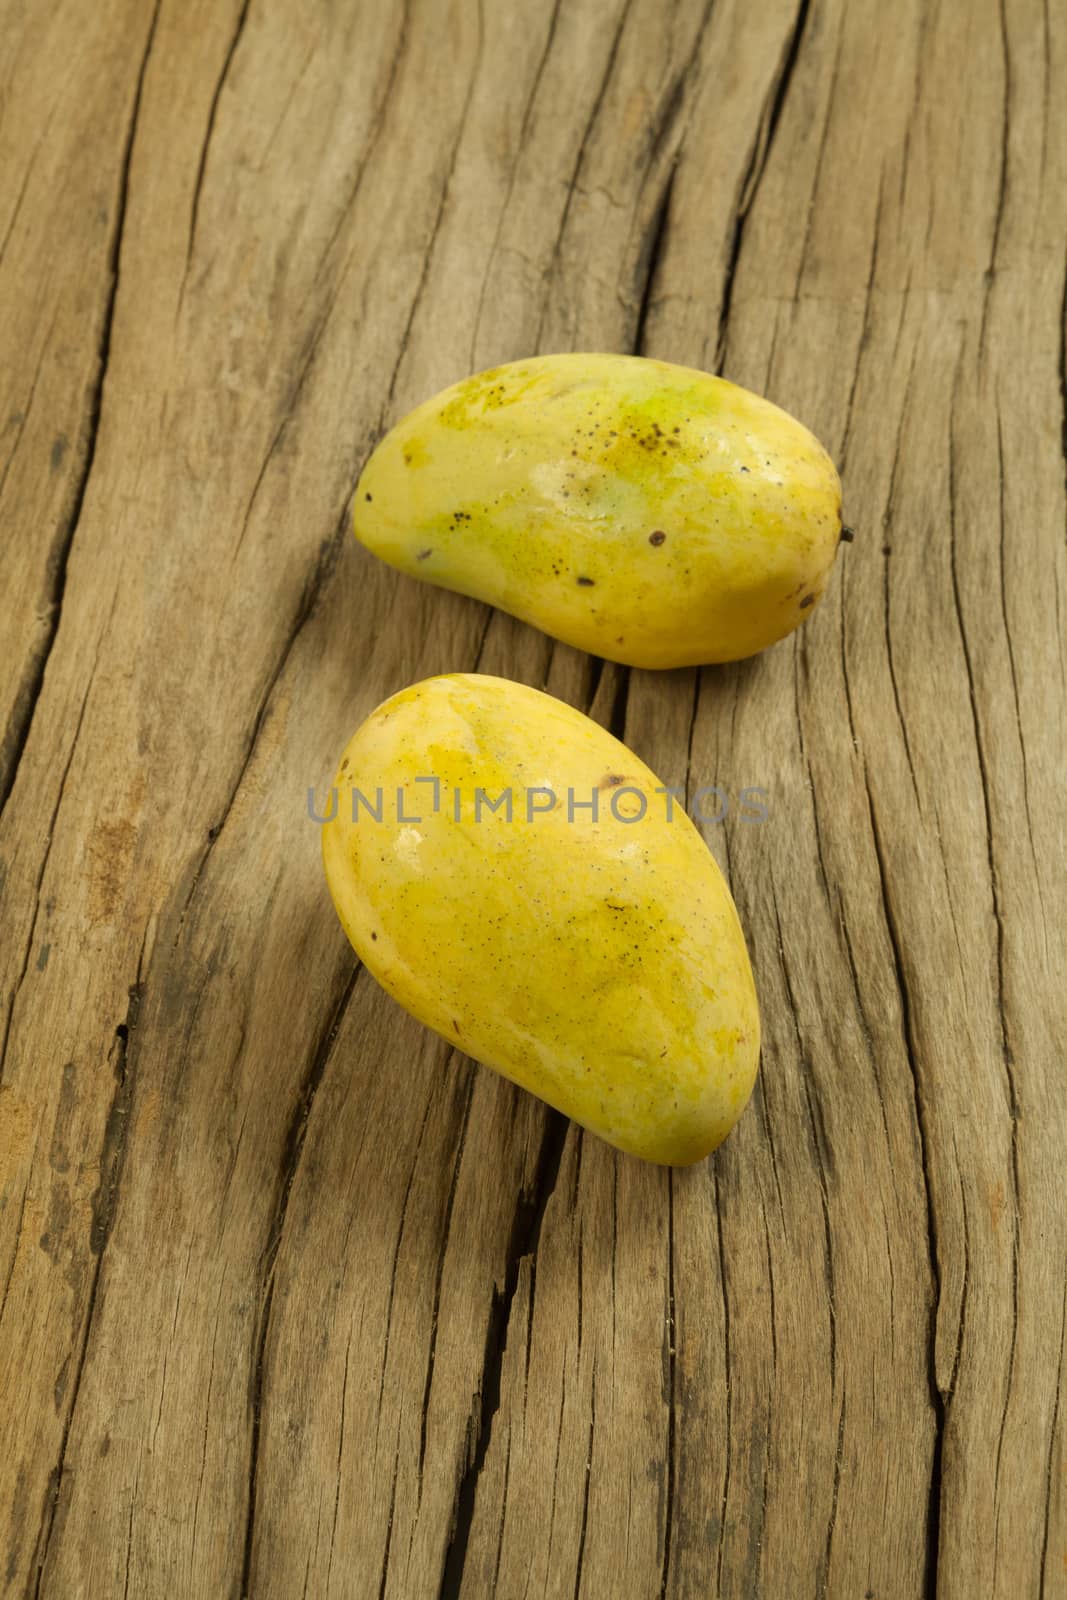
(354, 353), (844, 669)
(321, 674), (759, 1164)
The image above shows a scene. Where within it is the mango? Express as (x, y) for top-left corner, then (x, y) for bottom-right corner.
(353, 353), (844, 668)
(321, 673), (759, 1164)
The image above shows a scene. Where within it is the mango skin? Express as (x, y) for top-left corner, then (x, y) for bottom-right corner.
(353, 353), (843, 669)
(321, 674), (760, 1165)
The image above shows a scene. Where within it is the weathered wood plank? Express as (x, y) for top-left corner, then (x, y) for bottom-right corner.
(0, 0), (1063, 1596)
(0, 0), (156, 806)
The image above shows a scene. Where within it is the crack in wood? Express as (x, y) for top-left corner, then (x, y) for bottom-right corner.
(770, 879), (838, 1394)
(569, 1352), (595, 1600)
(0, 114), (53, 268)
(1059, 195), (1067, 500)
(713, 1160), (733, 1593)
(839, 164), (885, 473)
(947, 1146), (970, 1403)
(987, 0), (1012, 290)
(881, 343), (922, 807)
(1037, 1281), (1066, 1594)
(794, 636), (836, 918)
(822, 1390), (847, 1596)
(469, 607), (494, 675)
(0, 0), (161, 824)
(0, 1182), (29, 1332)
(658, 1171), (676, 1600)
(533, 0), (636, 352)
(383, 0), (485, 420)
(632, 161), (677, 359)
(416, 1072), (476, 1501)
(173, 504), (349, 948)
(490, 1426), (512, 1596)
(436, 1110), (568, 1599)
(228, 307), (339, 569)
(681, 667), (701, 814)
(326, 1334), (351, 1597)
(32, 931), (147, 1598)
(947, 370), (1025, 1593)
(545, 1366), (568, 1559)
(239, 959), (361, 1597)
(315, 0), (412, 290)
(864, 780), (945, 1600)
(181, 0), (254, 304)
(761, 1089), (788, 1237)
(715, 0), (811, 371)
(377, 1094), (435, 1437)
(793, 5), (844, 301)
(994, 408), (1045, 941)
(467, 0), (565, 369)
(607, 661), (630, 744)
(121, 1498), (134, 1600)
(0, 620), (107, 1089)
(240, 1272), (275, 1600)
(0, 310), (54, 507)
(761, 1195), (778, 1373)
(189, 1284), (227, 1565)
(90, 962), (147, 1259)
(837, 899), (894, 1159)
(375, 1443), (401, 1600)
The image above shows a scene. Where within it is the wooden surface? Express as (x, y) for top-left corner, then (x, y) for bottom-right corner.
(1, 0), (1064, 1595)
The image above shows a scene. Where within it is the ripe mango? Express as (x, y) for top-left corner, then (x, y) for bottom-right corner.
(321, 673), (759, 1164)
(354, 353), (844, 668)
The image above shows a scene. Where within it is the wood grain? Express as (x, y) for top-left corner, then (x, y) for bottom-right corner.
(1, 0), (1063, 1595)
